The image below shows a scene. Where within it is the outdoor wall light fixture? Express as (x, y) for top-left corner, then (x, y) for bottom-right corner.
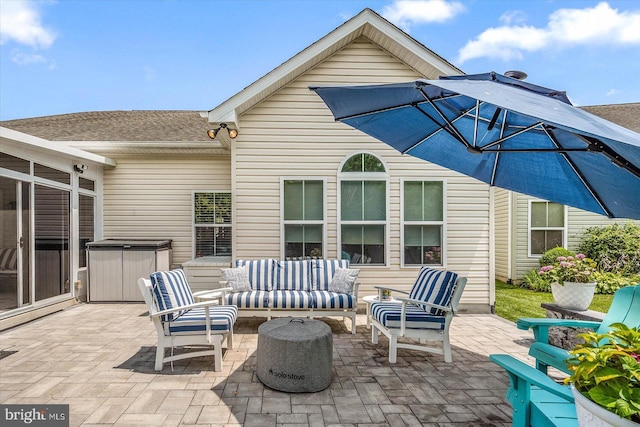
(207, 123), (238, 139)
(74, 163), (88, 173)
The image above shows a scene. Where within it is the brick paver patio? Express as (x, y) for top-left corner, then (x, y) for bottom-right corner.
(0, 303), (542, 426)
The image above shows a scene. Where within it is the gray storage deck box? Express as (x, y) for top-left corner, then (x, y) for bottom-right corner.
(88, 239), (172, 302)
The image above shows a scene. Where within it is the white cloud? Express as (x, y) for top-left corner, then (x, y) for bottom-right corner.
(11, 50), (46, 65)
(458, 25), (549, 62)
(499, 10), (528, 26)
(0, 0), (56, 48)
(458, 2), (640, 63)
(382, 0), (465, 30)
(606, 88), (620, 96)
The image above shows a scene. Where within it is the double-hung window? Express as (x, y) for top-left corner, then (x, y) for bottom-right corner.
(282, 179), (325, 259)
(402, 180), (445, 266)
(529, 200), (566, 256)
(193, 192), (232, 257)
(339, 153), (387, 265)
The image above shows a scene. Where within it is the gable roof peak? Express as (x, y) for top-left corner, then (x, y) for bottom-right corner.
(205, 7), (462, 126)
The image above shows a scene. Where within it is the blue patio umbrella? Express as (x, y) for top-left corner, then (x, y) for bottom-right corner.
(311, 72), (640, 219)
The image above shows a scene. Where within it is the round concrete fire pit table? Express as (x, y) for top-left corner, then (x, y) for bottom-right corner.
(256, 317), (333, 392)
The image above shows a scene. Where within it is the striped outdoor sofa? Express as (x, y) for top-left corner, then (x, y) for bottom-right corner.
(223, 259), (359, 334)
(137, 269), (238, 371)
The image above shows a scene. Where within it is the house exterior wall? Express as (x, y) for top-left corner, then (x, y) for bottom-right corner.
(494, 188), (510, 282)
(232, 37), (493, 311)
(102, 155), (231, 266)
(503, 191), (639, 282)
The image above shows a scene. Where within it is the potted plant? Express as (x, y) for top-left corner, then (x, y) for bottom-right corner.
(538, 253), (597, 310)
(565, 322), (640, 426)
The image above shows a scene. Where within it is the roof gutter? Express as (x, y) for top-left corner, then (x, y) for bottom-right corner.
(63, 140), (229, 156)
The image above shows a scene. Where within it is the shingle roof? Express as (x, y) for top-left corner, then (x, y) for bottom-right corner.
(0, 110), (211, 142)
(2, 103), (637, 143)
(581, 103), (640, 133)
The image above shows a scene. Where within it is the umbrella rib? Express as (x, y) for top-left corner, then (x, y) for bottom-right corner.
(490, 109), (509, 186)
(544, 127), (614, 218)
(334, 103), (413, 121)
(579, 135), (640, 179)
(473, 100), (480, 148)
(401, 101), (482, 155)
(416, 87), (472, 148)
(479, 121), (545, 150)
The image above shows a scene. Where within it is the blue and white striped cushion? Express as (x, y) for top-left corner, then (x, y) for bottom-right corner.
(311, 290), (356, 309)
(235, 259), (275, 291)
(150, 270), (195, 321)
(0, 248), (17, 271)
(226, 290), (270, 309)
(312, 259), (350, 290)
(269, 290), (314, 309)
(371, 302), (446, 330)
(274, 260), (312, 291)
(408, 267), (458, 315)
(167, 305), (238, 335)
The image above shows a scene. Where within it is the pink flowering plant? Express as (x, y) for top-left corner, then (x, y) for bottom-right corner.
(538, 253), (597, 285)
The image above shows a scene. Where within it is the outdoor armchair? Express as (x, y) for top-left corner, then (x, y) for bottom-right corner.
(516, 284), (640, 374)
(370, 267), (466, 363)
(137, 269), (237, 371)
(490, 354), (577, 427)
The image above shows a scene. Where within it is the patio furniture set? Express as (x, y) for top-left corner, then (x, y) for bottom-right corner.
(137, 260), (466, 375)
(137, 258), (639, 426)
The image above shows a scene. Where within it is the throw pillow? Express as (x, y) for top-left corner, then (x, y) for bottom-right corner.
(221, 267), (251, 292)
(328, 268), (359, 294)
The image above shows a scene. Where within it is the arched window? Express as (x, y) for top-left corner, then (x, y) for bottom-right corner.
(338, 153), (388, 265)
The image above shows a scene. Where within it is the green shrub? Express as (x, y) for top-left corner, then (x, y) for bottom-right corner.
(521, 269), (552, 292)
(593, 271), (640, 294)
(538, 247), (576, 267)
(577, 222), (640, 275)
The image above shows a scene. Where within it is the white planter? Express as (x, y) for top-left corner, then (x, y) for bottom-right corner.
(572, 385), (639, 427)
(550, 281), (596, 311)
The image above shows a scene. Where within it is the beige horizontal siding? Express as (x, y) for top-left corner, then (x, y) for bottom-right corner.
(102, 155), (231, 265)
(511, 192), (640, 280)
(232, 38), (492, 310)
(513, 192), (537, 279)
(494, 188), (510, 282)
(566, 208), (639, 249)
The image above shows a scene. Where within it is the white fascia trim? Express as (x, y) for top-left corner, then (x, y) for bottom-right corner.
(1, 126), (116, 167)
(63, 141), (228, 155)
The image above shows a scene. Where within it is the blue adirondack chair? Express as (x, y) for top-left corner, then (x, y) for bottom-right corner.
(490, 354), (577, 427)
(516, 285), (640, 374)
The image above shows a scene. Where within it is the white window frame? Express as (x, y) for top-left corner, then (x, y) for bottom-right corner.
(77, 192), (96, 270)
(400, 178), (447, 268)
(280, 178), (327, 259)
(337, 152), (389, 267)
(191, 190), (232, 258)
(528, 199), (568, 257)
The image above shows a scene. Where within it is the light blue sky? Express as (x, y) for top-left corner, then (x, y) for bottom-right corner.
(1, 0), (639, 121)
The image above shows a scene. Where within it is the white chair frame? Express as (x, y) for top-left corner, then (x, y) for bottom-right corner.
(137, 278), (234, 371)
(371, 276), (467, 363)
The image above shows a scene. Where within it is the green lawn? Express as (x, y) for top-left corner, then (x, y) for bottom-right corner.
(494, 280), (614, 322)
